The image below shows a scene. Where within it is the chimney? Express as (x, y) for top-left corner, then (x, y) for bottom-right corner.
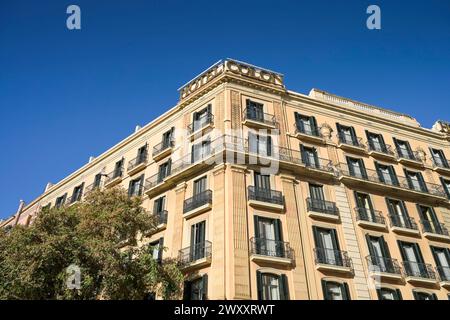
(89, 156), (95, 163)
(45, 182), (53, 192)
(135, 125), (141, 133)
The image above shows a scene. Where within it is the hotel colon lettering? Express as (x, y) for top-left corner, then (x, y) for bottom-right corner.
(2, 59), (450, 301)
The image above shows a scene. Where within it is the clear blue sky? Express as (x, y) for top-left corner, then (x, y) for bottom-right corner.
(1, 0), (449, 219)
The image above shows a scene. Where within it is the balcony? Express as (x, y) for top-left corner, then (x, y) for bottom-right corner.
(337, 163), (447, 204)
(66, 193), (82, 206)
(242, 108), (277, 129)
(337, 133), (366, 153)
(144, 173), (167, 198)
(294, 126), (324, 144)
(84, 182), (101, 195)
(420, 220), (450, 242)
(178, 241), (212, 270)
(436, 266), (450, 288)
(152, 140), (174, 161)
(314, 248), (353, 274)
(403, 261), (438, 285)
(388, 215), (420, 236)
(396, 150), (424, 167)
(183, 190), (213, 219)
(187, 113), (214, 141)
(127, 153), (148, 175)
(367, 142), (396, 161)
(306, 198), (340, 222)
(303, 157), (335, 178)
(104, 167), (124, 188)
(432, 159), (450, 175)
(366, 256), (403, 281)
(249, 237), (294, 266)
(355, 207), (387, 230)
(153, 210), (168, 230)
(247, 186), (284, 211)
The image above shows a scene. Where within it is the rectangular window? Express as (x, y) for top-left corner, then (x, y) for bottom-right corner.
(162, 128), (174, 148)
(257, 272), (289, 300)
(246, 100), (264, 122)
(354, 192), (375, 220)
(398, 241), (426, 278)
(157, 160), (171, 182)
(413, 291), (437, 300)
(301, 145), (320, 168)
(191, 139), (211, 163)
(377, 288), (402, 300)
(254, 172), (271, 190)
(404, 170), (427, 192)
(295, 112), (318, 136)
(114, 159), (124, 177)
(153, 196), (165, 214)
(254, 216), (283, 257)
(93, 173), (102, 188)
(322, 280), (350, 300)
(366, 235), (394, 273)
(183, 275), (208, 300)
(375, 162), (398, 186)
(346, 157), (367, 179)
(386, 198), (413, 229)
(193, 176), (207, 195)
(417, 205), (443, 234)
(190, 221), (206, 261)
(128, 175), (144, 197)
(149, 237), (164, 262)
(366, 131), (387, 153)
(249, 132), (272, 157)
(441, 177), (450, 198)
(136, 144), (148, 163)
(55, 193), (67, 208)
(430, 148), (449, 168)
(393, 138), (414, 159)
(431, 246), (450, 281)
(192, 104), (212, 132)
(72, 183), (84, 202)
(336, 123), (358, 145)
(313, 227), (342, 266)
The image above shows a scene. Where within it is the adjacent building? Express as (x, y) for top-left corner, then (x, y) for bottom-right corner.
(2, 59), (450, 300)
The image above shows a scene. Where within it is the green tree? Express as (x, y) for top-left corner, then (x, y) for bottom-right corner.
(0, 188), (183, 300)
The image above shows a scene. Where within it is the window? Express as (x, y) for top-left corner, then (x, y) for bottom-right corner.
(153, 196), (165, 214)
(336, 123), (358, 145)
(246, 100), (264, 122)
(309, 184), (325, 201)
(149, 238), (164, 263)
(113, 158), (124, 178)
(354, 192), (376, 221)
(157, 160), (171, 182)
(41, 203), (51, 211)
(431, 246), (450, 281)
(386, 198), (414, 229)
(71, 183), (84, 202)
(377, 288), (402, 300)
(417, 205), (443, 234)
(295, 112), (318, 136)
(191, 139), (211, 163)
(93, 173), (102, 188)
(321, 280), (350, 300)
(393, 138), (414, 159)
(430, 148), (449, 168)
(192, 105), (212, 132)
(162, 128), (174, 148)
(440, 177), (450, 198)
(190, 221), (206, 261)
(375, 162), (399, 186)
(193, 176), (207, 195)
(249, 132), (272, 157)
(366, 235), (395, 273)
(183, 275), (208, 300)
(257, 272), (289, 300)
(254, 216), (283, 257)
(413, 291), (437, 300)
(404, 170), (427, 192)
(136, 144), (148, 163)
(313, 227), (342, 266)
(55, 193), (67, 209)
(254, 172), (271, 190)
(398, 241), (426, 278)
(366, 131), (387, 153)
(346, 157), (367, 179)
(301, 145), (320, 168)
(128, 175), (144, 197)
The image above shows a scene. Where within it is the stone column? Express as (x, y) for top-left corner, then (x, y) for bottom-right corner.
(171, 182), (187, 257)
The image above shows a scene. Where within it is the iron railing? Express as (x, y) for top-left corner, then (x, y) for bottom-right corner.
(104, 166), (124, 185)
(128, 152), (148, 171)
(306, 198), (339, 216)
(388, 214), (418, 231)
(66, 193), (82, 205)
(250, 237), (294, 260)
(366, 255), (402, 275)
(243, 108), (277, 127)
(337, 132), (366, 148)
(178, 241), (212, 266)
(187, 113), (214, 134)
(152, 140), (174, 157)
(420, 220), (449, 236)
(367, 141), (395, 156)
(84, 181), (101, 194)
(247, 186), (283, 206)
(303, 156), (334, 172)
(355, 207), (386, 225)
(403, 261), (437, 280)
(183, 190), (213, 214)
(153, 210), (168, 225)
(436, 266), (450, 282)
(314, 248), (352, 268)
(396, 149), (422, 163)
(295, 125), (321, 137)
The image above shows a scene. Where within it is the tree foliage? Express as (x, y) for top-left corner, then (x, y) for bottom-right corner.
(0, 188), (183, 300)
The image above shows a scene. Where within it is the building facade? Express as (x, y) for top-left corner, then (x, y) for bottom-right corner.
(2, 59), (450, 300)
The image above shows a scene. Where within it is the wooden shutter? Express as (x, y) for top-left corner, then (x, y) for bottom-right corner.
(417, 172), (428, 192)
(274, 219), (283, 241)
(311, 116), (318, 135)
(256, 271), (263, 300)
(294, 112), (302, 131)
(279, 274), (289, 300)
(342, 283), (351, 300)
(254, 216), (261, 239)
(365, 234), (376, 258)
(395, 289), (403, 300)
(201, 274), (208, 300)
(321, 280), (330, 300)
(267, 136), (272, 156)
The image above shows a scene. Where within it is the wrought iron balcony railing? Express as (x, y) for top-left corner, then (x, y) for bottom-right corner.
(187, 113), (214, 134)
(295, 125), (321, 138)
(396, 149), (422, 163)
(247, 186), (283, 206)
(337, 132), (366, 149)
(306, 198), (339, 216)
(104, 166), (124, 185)
(355, 207), (386, 225)
(153, 210), (168, 225)
(314, 248), (352, 268)
(420, 220), (449, 236)
(436, 266), (450, 282)
(66, 193), (82, 205)
(388, 214), (418, 231)
(303, 157), (334, 172)
(128, 152), (148, 171)
(183, 190), (213, 214)
(178, 241), (212, 266)
(243, 108), (277, 127)
(152, 140), (174, 157)
(366, 255), (402, 275)
(84, 182), (101, 194)
(367, 141), (395, 156)
(403, 261), (437, 280)
(250, 237), (294, 260)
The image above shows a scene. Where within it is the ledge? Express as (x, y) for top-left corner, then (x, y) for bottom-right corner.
(368, 150), (397, 161)
(391, 226), (421, 237)
(104, 176), (122, 188)
(308, 211), (340, 222)
(369, 270), (403, 282)
(180, 257), (212, 271)
(242, 119), (277, 130)
(250, 254), (293, 266)
(440, 281), (450, 289)
(294, 132), (325, 144)
(152, 148), (172, 162)
(248, 199), (284, 212)
(338, 142), (366, 154)
(188, 123), (214, 141)
(356, 220), (388, 231)
(316, 264), (353, 274)
(398, 157), (424, 168)
(423, 232), (450, 242)
(405, 276), (438, 286)
(183, 202), (212, 220)
(127, 162), (147, 176)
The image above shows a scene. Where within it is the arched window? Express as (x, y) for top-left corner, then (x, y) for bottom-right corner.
(256, 272), (289, 300)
